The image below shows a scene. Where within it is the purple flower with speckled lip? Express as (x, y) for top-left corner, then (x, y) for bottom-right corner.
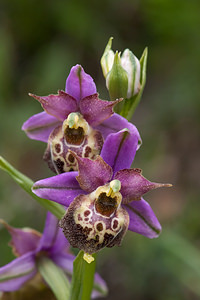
(22, 64), (141, 174)
(0, 213), (107, 297)
(32, 130), (171, 254)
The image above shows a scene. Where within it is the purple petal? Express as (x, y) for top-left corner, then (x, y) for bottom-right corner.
(125, 198), (162, 238)
(38, 213), (70, 254)
(51, 253), (74, 275)
(29, 90), (78, 121)
(71, 152), (113, 193)
(22, 111), (62, 142)
(65, 64), (97, 102)
(0, 252), (36, 291)
(95, 113), (142, 147)
(80, 94), (123, 127)
(49, 227), (70, 254)
(101, 128), (139, 176)
(114, 169), (171, 203)
(0, 220), (40, 257)
(37, 212), (60, 252)
(32, 172), (83, 206)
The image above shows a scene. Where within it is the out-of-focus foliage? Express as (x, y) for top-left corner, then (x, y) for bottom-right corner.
(0, 0), (200, 299)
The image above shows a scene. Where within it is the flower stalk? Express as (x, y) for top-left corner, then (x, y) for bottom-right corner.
(69, 251), (97, 300)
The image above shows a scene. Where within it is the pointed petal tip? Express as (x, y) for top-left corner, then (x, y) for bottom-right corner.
(154, 182), (173, 189)
(28, 93), (48, 108)
(114, 97), (123, 105)
(115, 169), (172, 204)
(28, 91), (78, 121)
(152, 226), (162, 238)
(149, 227), (162, 239)
(28, 93), (43, 101)
(166, 183), (173, 187)
(0, 219), (17, 233)
(0, 219), (9, 230)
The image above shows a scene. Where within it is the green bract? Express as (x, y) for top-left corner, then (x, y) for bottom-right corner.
(106, 52), (128, 101)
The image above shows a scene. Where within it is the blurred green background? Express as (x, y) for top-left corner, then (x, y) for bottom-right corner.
(0, 0), (200, 299)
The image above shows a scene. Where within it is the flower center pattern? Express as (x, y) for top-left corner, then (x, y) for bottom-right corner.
(43, 113), (104, 173)
(95, 192), (118, 217)
(60, 180), (129, 254)
(64, 126), (85, 145)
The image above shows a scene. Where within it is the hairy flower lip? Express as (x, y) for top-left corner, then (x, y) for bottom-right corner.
(59, 193), (129, 254)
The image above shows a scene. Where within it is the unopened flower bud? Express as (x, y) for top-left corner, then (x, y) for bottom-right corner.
(121, 49), (141, 98)
(101, 37), (148, 120)
(101, 38), (141, 100)
(106, 52), (128, 100)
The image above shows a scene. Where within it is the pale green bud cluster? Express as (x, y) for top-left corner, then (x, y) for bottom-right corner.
(100, 37), (148, 120)
(101, 37), (141, 100)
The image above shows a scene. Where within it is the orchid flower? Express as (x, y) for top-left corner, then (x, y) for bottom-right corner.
(22, 65), (141, 174)
(32, 130), (171, 255)
(0, 213), (107, 298)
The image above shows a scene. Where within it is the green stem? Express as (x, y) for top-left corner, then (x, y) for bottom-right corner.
(0, 156), (65, 219)
(70, 251), (97, 300)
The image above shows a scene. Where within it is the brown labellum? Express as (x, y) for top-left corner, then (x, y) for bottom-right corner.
(60, 193), (129, 254)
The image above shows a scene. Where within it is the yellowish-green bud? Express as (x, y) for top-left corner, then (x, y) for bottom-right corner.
(106, 51), (128, 100)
